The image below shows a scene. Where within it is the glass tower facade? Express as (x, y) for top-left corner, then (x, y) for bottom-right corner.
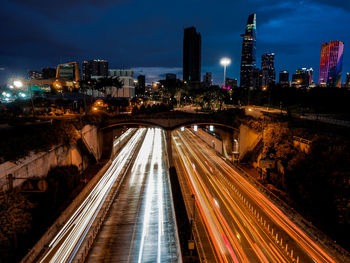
(183, 27), (201, 82)
(240, 14), (256, 89)
(319, 41), (344, 87)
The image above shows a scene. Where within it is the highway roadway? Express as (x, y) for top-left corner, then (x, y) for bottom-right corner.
(173, 128), (341, 263)
(38, 128), (146, 262)
(86, 128), (180, 262)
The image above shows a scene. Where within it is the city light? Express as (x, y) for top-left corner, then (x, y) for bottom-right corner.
(13, 80), (23, 88)
(193, 125), (198, 132)
(209, 125), (214, 132)
(220, 57), (231, 87)
(220, 57), (231, 66)
(181, 127), (185, 131)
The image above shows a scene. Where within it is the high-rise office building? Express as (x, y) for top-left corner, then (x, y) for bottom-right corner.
(240, 14), (256, 89)
(279, 70), (289, 84)
(261, 53), (275, 87)
(183, 27), (201, 82)
(203, 72), (212, 87)
(319, 41), (344, 87)
(82, 59), (108, 80)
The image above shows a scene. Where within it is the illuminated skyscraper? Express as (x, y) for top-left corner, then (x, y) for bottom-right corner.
(183, 27), (201, 82)
(240, 14), (256, 89)
(319, 41), (344, 87)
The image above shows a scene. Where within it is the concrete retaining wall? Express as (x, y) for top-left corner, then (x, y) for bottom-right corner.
(238, 124), (260, 161)
(0, 125), (103, 191)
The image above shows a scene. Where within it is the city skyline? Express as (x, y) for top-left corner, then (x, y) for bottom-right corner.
(0, 0), (349, 85)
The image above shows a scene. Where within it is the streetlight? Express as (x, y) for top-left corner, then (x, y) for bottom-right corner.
(14, 79), (34, 115)
(220, 57), (231, 87)
(13, 80), (23, 88)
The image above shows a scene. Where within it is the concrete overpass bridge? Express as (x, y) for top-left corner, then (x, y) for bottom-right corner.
(103, 111), (239, 131)
(101, 111), (242, 163)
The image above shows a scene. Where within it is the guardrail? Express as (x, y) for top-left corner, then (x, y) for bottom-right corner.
(231, 164), (350, 263)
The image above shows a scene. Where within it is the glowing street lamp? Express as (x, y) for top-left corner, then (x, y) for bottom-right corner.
(220, 57), (231, 87)
(13, 80), (23, 88)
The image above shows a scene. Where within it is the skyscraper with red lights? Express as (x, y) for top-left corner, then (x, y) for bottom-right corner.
(319, 41), (344, 87)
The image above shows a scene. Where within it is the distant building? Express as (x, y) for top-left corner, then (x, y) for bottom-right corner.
(136, 74), (146, 96)
(183, 27), (201, 82)
(82, 59), (108, 80)
(108, 69), (135, 98)
(279, 70), (289, 84)
(240, 13), (257, 89)
(292, 68), (313, 88)
(42, 68), (56, 79)
(56, 62), (80, 90)
(261, 53), (275, 87)
(345, 73), (350, 88)
(203, 72), (212, 87)
(225, 78), (238, 89)
(28, 70), (43, 80)
(319, 41), (344, 87)
(166, 73), (177, 80)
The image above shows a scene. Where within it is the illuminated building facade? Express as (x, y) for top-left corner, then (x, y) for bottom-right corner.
(183, 27), (201, 82)
(240, 13), (256, 89)
(319, 41), (344, 87)
(56, 62), (80, 90)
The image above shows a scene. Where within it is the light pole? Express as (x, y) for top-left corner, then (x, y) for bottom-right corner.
(220, 57), (231, 87)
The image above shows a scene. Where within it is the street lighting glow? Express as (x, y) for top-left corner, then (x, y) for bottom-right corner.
(220, 57), (231, 66)
(13, 80), (23, 88)
(220, 58), (231, 87)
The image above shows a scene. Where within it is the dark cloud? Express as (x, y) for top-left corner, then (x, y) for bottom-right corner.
(11, 0), (128, 14)
(310, 0), (350, 11)
(0, 0), (349, 84)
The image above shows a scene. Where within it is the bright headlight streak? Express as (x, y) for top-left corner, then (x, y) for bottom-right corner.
(40, 128), (146, 263)
(137, 133), (154, 263)
(173, 133), (227, 256)
(156, 129), (164, 263)
(137, 128), (166, 263)
(129, 129), (154, 185)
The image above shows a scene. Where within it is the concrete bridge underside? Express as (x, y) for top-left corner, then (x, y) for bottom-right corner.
(101, 114), (239, 164)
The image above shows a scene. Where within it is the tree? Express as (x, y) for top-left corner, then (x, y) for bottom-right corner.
(0, 192), (35, 249)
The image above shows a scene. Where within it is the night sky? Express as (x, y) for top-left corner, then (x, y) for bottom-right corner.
(1, 0), (349, 85)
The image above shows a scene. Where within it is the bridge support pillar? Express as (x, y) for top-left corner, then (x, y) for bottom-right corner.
(165, 130), (174, 167)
